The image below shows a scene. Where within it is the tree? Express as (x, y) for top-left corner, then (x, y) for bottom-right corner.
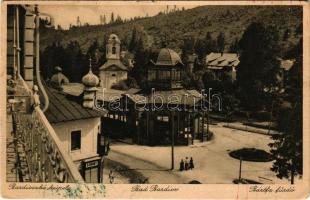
(115, 15), (123, 24)
(229, 38), (240, 53)
(194, 38), (206, 60)
(236, 22), (281, 111)
(130, 37), (150, 87)
(181, 37), (195, 64)
(103, 15), (106, 24)
(57, 25), (63, 30)
(269, 39), (302, 184)
(76, 16), (81, 26)
(129, 27), (138, 52)
(64, 41), (87, 82)
(86, 39), (105, 74)
(216, 32), (225, 52)
(111, 80), (129, 90)
(283, 29), (290, 41)
(295, 23), (302, 36)
(204, 32), (216, 55)
(110, 12), (115, 23)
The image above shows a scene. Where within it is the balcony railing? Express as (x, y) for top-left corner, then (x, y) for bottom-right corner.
(8, 77), (84, 183)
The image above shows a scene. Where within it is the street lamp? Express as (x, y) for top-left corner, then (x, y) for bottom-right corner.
(171, 111), (175, 170)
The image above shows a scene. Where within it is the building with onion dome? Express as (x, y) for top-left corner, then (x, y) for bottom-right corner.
(99, 34), (129, 89)
(98, 48), (210, 146)
(42, 63), (107, 183)
(82, 64), (99, 108)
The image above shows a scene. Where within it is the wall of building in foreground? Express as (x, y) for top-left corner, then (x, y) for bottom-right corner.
(52, 117), (101, 162)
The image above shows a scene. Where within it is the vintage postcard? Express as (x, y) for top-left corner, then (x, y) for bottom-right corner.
(0, 0), (309, 199)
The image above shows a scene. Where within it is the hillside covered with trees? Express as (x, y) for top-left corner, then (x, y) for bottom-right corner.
(40, 5), (302, 55)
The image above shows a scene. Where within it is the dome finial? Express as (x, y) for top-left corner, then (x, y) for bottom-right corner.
(89, 55), (92, 73)
(82, 55), (99, 87)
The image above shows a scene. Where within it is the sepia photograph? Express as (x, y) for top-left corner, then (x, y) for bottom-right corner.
(1, 1), (309, 198)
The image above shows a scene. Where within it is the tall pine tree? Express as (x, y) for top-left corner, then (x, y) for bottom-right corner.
(269, 39), (302, 184)
(236, 22), (281, 111)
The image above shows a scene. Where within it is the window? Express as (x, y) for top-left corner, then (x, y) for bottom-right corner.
(171, 69), (176, 80)
(162, 70), (170, 80)
(158, 71), (163, 80)
(112, 46), (116, 54)
(176, 71), (180, 80)
(71, 130), (81, 151)
(148, 70), (156, 81)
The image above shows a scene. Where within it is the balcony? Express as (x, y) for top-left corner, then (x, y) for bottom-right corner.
(7, 77), (84, 183)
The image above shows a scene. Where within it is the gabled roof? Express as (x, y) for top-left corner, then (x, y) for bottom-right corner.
(206, 53), (239, 69)
(43, 84), (106, 123)
(99, 59), (128, 71)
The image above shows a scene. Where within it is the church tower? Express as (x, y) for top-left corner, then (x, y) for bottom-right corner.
(99, 34), (128, 89)
(106, 34), (121, 60)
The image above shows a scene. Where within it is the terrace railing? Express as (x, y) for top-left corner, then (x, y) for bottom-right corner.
(8, 77), (84, 183)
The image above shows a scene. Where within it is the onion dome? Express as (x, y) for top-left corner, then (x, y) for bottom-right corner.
(82, 68), (99, 87)
(82, 58), (99, 87)
(156, 48), (184, 66)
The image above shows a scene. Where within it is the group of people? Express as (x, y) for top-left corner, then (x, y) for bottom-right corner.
(179, 157), (194, 171)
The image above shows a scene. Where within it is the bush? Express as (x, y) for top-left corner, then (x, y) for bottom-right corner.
(250, 111), (271, 122)
(111, 80), (129, 90)
(229, 148), (274, 162)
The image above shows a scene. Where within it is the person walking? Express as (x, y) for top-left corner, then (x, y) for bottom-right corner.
(109, 170), (114, 184)
(179, 159), (184, 171)
(189, 157), (194, 170)
(185, 157), (189, 171)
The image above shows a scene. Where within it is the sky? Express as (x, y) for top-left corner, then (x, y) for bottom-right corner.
(39, 4), (198, 29)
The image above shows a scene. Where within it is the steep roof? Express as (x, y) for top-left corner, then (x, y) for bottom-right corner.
(43, 84), (106, 123)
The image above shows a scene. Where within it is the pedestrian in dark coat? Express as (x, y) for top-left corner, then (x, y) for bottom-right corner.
(189, 157), (194, 170)
(179, 159), (184, 171)
(184, 157), (189, 170)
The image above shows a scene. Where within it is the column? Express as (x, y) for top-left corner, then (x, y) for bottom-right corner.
(24, 9), (35, 87)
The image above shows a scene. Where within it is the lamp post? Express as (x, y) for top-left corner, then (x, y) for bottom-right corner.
(171, 111), (175, 170)
(238, 156), (243, 183)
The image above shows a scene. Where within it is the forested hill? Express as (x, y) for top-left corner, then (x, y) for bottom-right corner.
(40, 5), (302, 54)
